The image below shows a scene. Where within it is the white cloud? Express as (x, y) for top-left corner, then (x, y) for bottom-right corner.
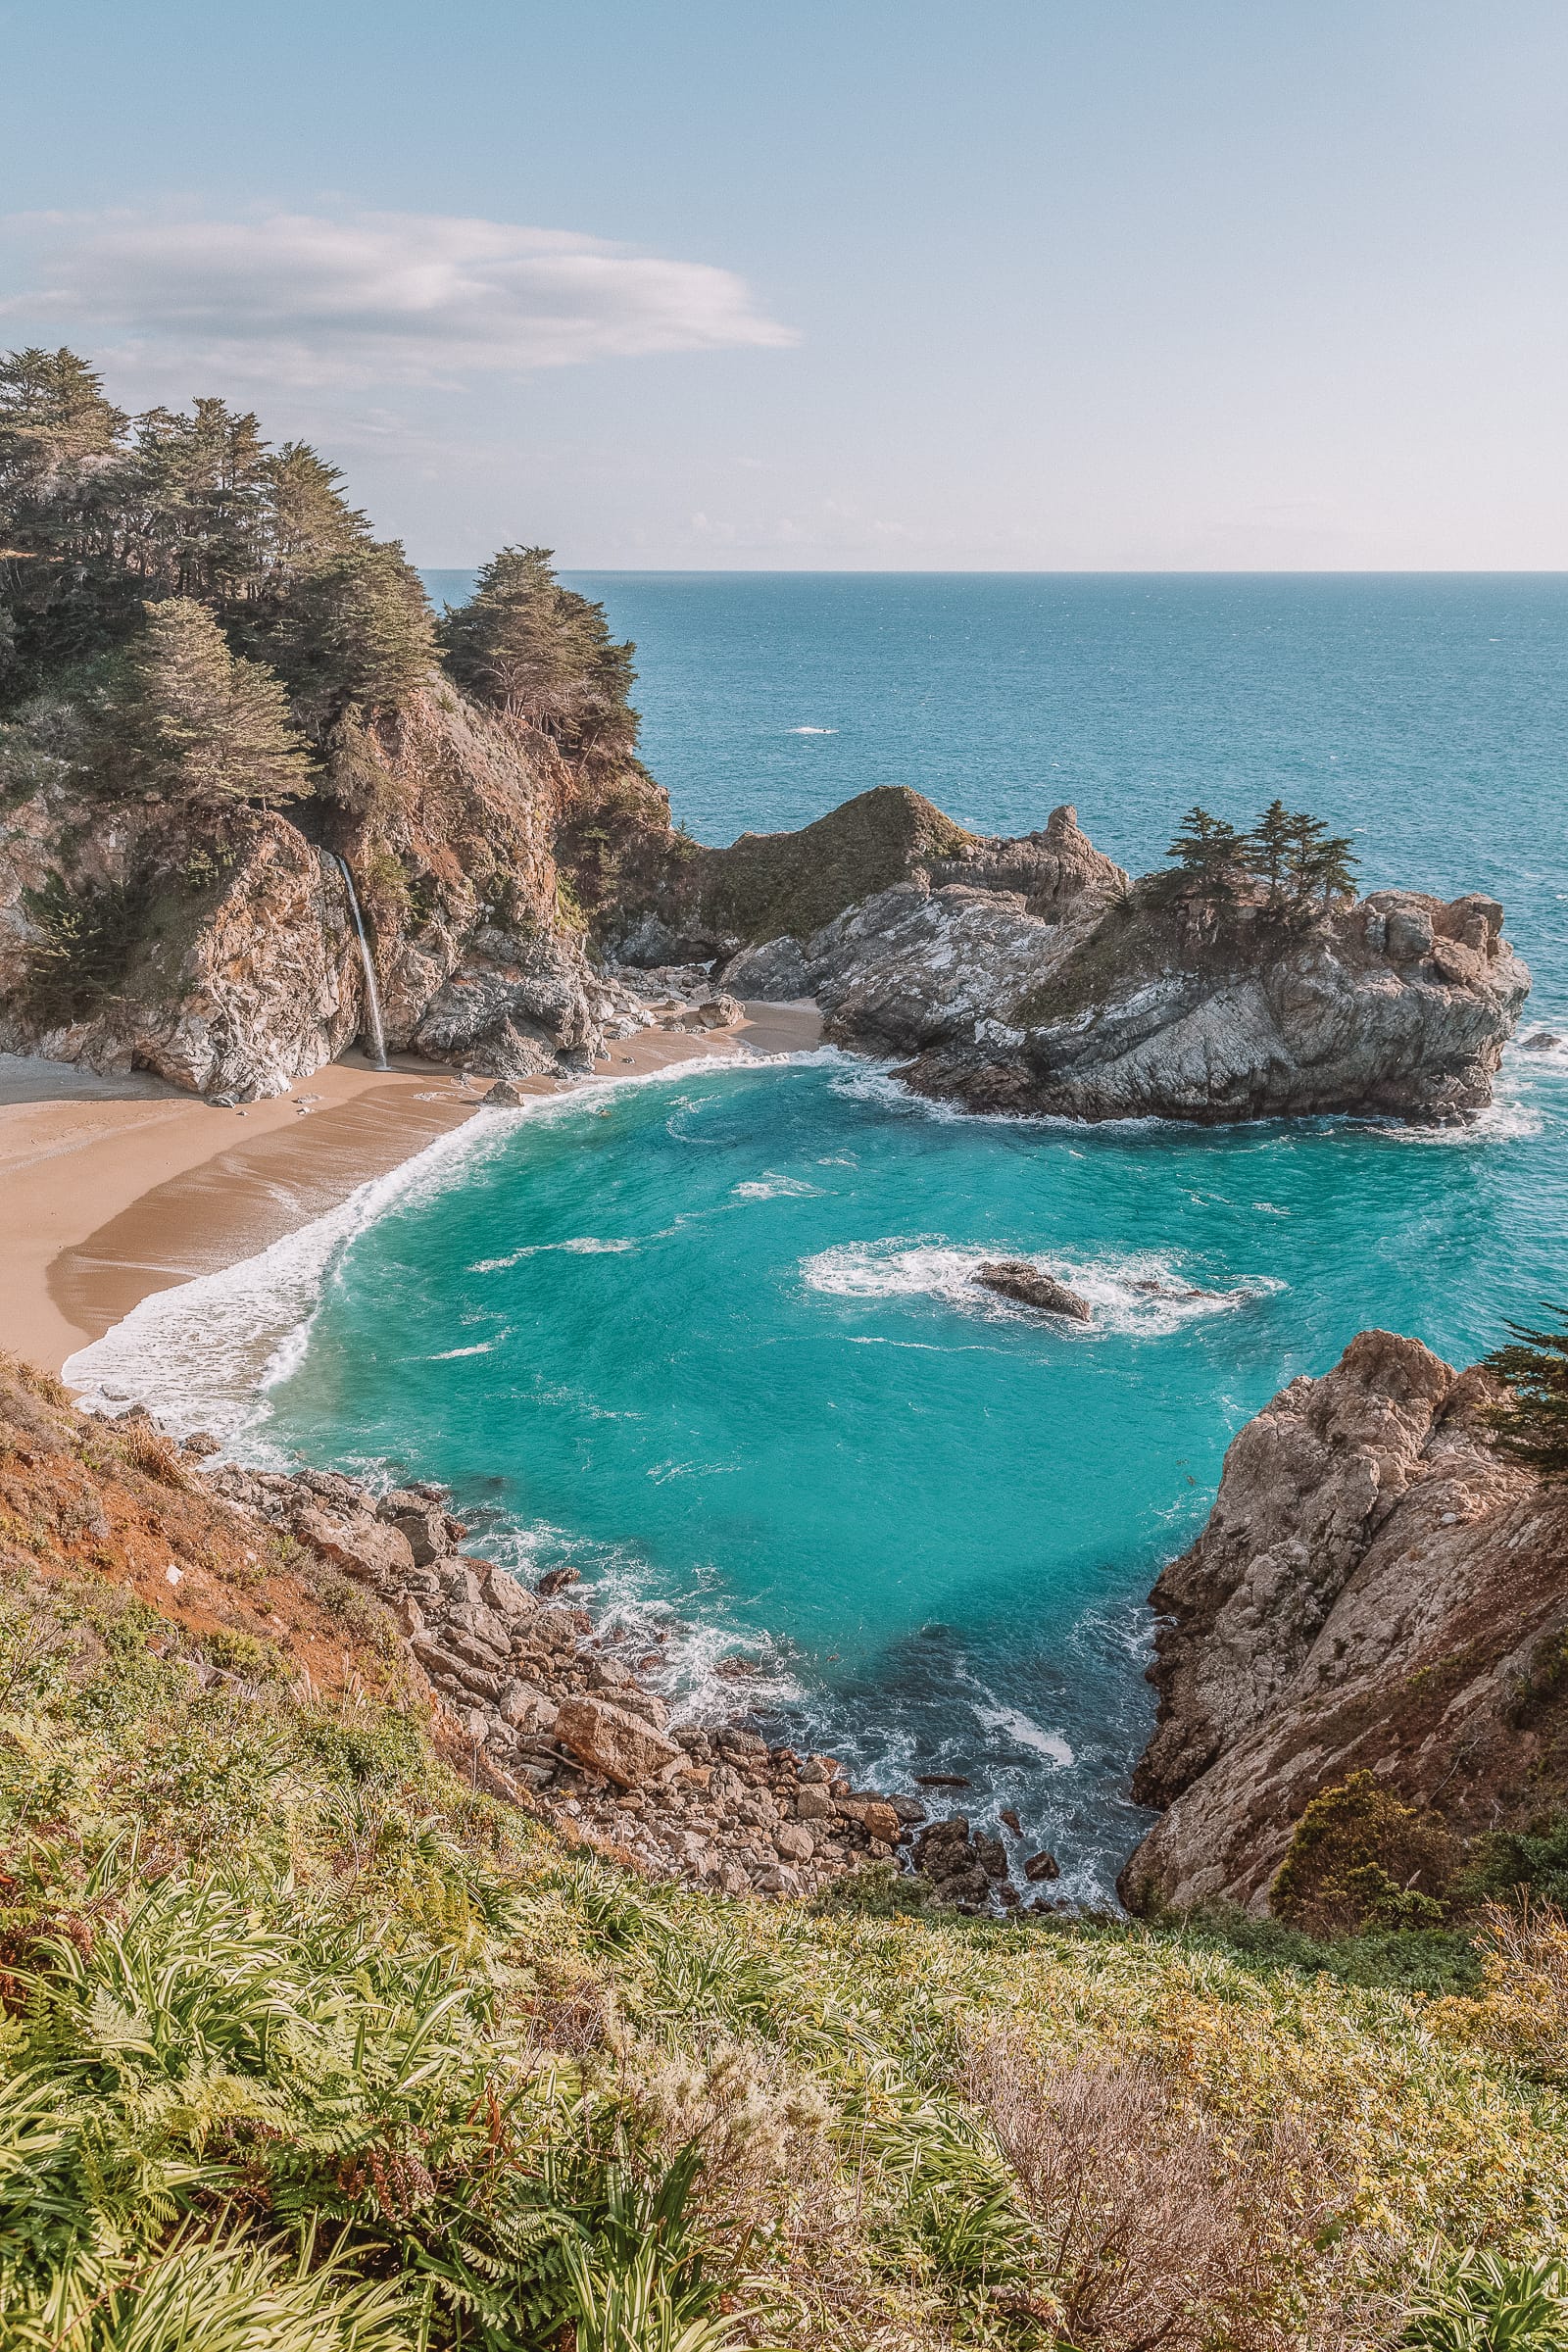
(0, 208), (798, 388)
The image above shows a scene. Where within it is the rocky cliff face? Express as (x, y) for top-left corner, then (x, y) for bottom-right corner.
(0, 684), (660, 1099)
(0, 782), (362, 1099)
(1119, 1331), (1568, 1916)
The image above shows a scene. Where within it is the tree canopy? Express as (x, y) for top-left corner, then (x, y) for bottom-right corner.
(1483, 1306), (1568, 1482)
(1163, 799), (1359, 913)
(0, 347), (433, 734)
(110, 598), (316, 811)
(437, 545), (638, 759)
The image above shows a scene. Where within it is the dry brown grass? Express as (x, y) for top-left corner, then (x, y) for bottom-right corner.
(958, 2027), (1342, 2352)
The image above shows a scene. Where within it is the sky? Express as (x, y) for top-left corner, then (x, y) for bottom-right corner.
(2, 1), (1565, 570)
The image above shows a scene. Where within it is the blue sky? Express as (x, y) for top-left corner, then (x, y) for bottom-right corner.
(3, 1), (1564, 568)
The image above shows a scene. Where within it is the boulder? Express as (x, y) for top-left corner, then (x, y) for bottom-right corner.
(553, 1694), (682, 1789)
(835, 1795), (903, 1846)
(388, 1504), (452, 1566)
(293, 1506), (416, 1592)
(1023, 1849), (1060, 1884)
(719, 935), (812, 1002)
(1521, 1031), (1562, 1053)
(498, 1679), (558, 1734)
(972, 1260), (1093, 1322)
(481, 1564), (538, 1624)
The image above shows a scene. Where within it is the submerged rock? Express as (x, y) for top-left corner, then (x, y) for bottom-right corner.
(973, 1259), (1093, 1322)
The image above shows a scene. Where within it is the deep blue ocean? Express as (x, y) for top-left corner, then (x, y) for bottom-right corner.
(76, 577), (1568, 1901)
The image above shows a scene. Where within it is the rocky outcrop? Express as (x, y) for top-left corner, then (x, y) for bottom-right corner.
(616, 789), (1527, 1125)
(804, 859), (1526, 1125)
(0, 789), (362, 1098)
(1119, 1331), (1568, 1916)
(0, 685), (709, 1100)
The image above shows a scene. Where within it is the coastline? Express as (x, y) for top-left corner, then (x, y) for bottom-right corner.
(0, 1001), (822, 1376)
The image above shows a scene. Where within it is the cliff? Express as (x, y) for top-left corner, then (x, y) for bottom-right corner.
(1119, 1330), (1568, 1916)
(0, 683), (664, 1099)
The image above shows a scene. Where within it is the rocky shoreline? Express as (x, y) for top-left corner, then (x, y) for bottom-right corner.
(192, 1436), (1052, 1914)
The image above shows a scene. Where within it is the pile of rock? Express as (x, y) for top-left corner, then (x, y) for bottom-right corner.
(605, 962), (744, 1036)
(203, 1451), (1045, 1905)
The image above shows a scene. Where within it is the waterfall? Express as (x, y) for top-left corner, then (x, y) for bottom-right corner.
(335, 857), (388, 1070)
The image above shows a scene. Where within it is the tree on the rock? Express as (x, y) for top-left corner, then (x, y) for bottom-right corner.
(1166, 806), (1249, 897)
(113, 598), (315, 809)
(1247, 798), (1295, 905)
(1483, 1305), (1568, 1481)
(438, 545), (638, 756)
(1282, 808), (1357, 908)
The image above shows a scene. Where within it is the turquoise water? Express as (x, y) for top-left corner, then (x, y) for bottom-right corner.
(115, 580), (1568, 1897)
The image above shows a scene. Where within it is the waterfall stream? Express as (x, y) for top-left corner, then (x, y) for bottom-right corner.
(335, 857), (388, 1070)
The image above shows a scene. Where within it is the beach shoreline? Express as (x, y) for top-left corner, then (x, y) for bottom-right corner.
(0, 1002), (822, 1377)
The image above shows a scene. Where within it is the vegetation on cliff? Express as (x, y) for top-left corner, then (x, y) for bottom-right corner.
(0, 1354), (1566, 2350)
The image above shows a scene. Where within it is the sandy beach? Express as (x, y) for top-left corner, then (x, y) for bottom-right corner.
(0, 1002), (822, 1377)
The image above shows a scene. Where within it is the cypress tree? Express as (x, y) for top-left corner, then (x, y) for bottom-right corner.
(113, 598), (315, 810)
(1165, 806), (1248, 898)
(1483, 1307), (1568, 1482)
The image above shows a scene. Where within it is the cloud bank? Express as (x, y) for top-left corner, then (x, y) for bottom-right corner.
(0, 209), (798, 387)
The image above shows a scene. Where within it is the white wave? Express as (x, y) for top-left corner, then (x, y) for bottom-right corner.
(787, 725), (837, 734)
(1375, 1092), (1544, 1146)
(731, 1171), (821, 1200)
(429, 1341), (498, 1359)
(470, 1236), (638, 1270)
(799, 1238), (1283, 1337)
(971, 1702), (1074, 1768)
(63, 1115), (492, 1447)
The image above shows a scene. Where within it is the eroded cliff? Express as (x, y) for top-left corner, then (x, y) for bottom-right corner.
(1119, 1330), (1568, 1916)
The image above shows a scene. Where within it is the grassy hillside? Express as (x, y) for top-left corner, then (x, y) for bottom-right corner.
(1, 1354), (1566, 2350)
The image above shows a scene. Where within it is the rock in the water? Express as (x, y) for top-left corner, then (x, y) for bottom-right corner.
(1521, 1031), (1562, 1053)
(553, 1693), (681, 1788)
(972, 1260), (1093, 1322)
(672, 795), (1529, 1125)
(911, 1816), (1015, 1910)
(1023, 1848), (1060, 1883)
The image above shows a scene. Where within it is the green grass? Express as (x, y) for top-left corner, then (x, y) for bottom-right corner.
(1, 1564), (1566, 2350)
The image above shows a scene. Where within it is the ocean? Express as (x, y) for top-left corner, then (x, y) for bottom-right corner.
(72, 575), (1568, 1902)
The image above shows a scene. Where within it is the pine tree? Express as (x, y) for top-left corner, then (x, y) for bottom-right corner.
(1165, 806), (1248, 898)
(438, 545), (638, 753)
(113, 598), (315, 809)
(1300, 829), (1359, 906)
(1247, 798), (1295, 905)
(1483, 1306), (1568, 1481)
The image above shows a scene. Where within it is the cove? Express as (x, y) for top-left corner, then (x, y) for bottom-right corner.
(230, 1042), (1558, 1902)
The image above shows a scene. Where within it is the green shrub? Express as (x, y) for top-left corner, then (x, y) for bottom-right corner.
(1272, 1772), (1458, 1934)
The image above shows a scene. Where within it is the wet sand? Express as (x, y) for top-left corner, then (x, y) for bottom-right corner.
(0, 1004), (822, 1376)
